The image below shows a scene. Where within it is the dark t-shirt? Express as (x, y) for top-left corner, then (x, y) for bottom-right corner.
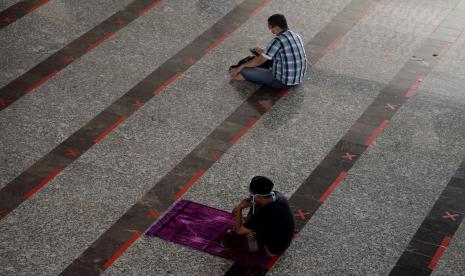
(243, 191), (295, 255)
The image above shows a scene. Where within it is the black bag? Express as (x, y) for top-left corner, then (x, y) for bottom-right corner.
(229, 56), (273, 71)
(229, 56), (255, 71)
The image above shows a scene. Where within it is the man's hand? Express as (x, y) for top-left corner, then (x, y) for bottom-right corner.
(253, 47), (264, 55)
(238, 198), (252, 209)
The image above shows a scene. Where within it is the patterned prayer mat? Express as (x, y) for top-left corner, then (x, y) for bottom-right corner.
(146, 200), (271, 267)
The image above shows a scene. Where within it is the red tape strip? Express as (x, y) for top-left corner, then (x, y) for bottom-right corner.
(322, 35), (343, 55)
(319, 171), (348, 202)
(250, 0), (272, 16)
(404, 77), (425, 98)
(85, 32), (115, 53)
(22, 168), (63, 200)
(94, 117), (127, 143)
(139, 0), (162, 16)
(428, 235), (451, 270)
(26, 0), (50, 13)
(24, 70), (60, 93)
(265, 255), (280, 269)
(153, 72), (183, 95)
(204, 33), (229, 54)
(230, 117), (258, 144)
(102, 231), (142, 269)
(365, 120), (390, 146)
(172, 170), (207, 200)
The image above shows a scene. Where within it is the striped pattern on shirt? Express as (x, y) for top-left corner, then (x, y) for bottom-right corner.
(262, 29), (307, 86)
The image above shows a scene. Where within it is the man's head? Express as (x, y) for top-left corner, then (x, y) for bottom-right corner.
(249, 176), (275, 206)
(268, 14), (288, 35)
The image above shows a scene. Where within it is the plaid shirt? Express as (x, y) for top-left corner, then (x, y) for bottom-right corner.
(262, 29), (307, 85)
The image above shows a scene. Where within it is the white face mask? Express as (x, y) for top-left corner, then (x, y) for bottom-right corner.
(249, 192), (276, 214)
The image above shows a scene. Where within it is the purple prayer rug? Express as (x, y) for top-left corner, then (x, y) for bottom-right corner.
(146, 200), (271, 267)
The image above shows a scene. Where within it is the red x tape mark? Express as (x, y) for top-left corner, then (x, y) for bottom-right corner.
(385, 103), (397, 110)
(63, 56), (74, 63)
(66, 149), (80, 158)
(134, 100), (143, 108)
(442, 211), (459, 221)
(2, 17), (13, 23)
(209, 151), (222, 161)
(115, 18), (125, 26)
(148, 210), (160, 218)
(294, 210), (310, 220)
(342, 152), (356, 161)
(0, 98), (11, 107)
(0, 208), (6, 218)
(186, 58), (196, 65)
(258, 100), (273, 111)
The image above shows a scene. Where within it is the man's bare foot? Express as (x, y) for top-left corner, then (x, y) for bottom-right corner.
(234, 73), (245, 81)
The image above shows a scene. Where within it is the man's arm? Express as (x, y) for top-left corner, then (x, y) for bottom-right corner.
(233, 199), (253, 235)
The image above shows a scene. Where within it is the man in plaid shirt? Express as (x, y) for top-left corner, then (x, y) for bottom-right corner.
(230, 14), (307, 89)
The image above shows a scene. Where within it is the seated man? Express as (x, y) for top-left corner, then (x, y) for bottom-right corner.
(224, 176), (295, 256)
(230, 14), (307, 89)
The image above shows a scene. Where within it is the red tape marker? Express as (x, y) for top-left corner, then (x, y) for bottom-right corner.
(438, 37), (457, 57)
(319, 171), (348, 202)
(230, 117), (259, 144)
(153, 72), (183, 95)
(24, 70), (60, 93)
(22, 168), (63, 200)
(250, 0), (272, 16)
(26, 0), (50, 13)
(404, 77), (425, 98)
(359, 2), (377, 19)
(278, 87), (289, 97)
(172, 170), (206, 200)
(365, 120), (390, 146)
(265, 255), (280, 269)
(85, 32), (115, 53)
(139, 0), (162, 16)
(2, 17), (14, 24)
(322, 35), (343, 55)
(102, 231), (142, 269)
(428, 235), (451, 270)
(204, 33), (229, 54)
(94, 117), (127, 143)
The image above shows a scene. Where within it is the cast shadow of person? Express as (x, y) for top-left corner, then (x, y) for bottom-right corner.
(228, 68), (305, 131)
